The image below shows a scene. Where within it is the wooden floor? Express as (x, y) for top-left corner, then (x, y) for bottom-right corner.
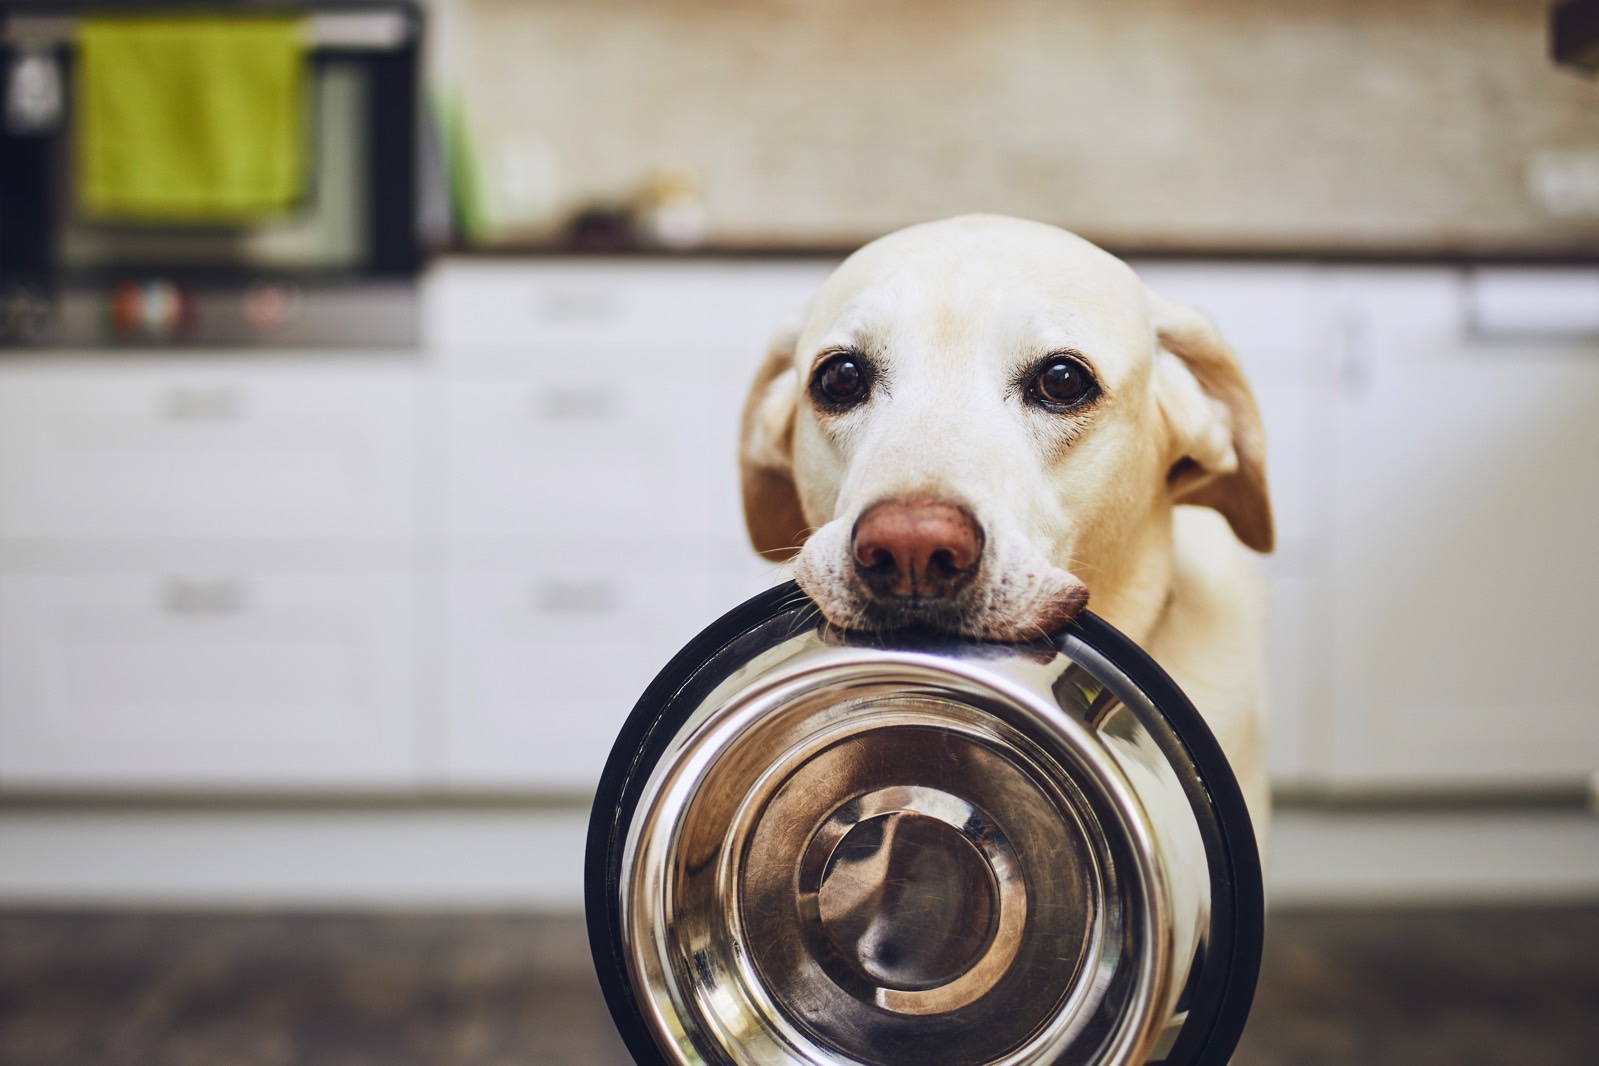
(0, 905), (1595, 1065)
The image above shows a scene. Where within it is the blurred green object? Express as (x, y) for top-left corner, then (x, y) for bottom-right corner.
(76, 13), (308, 222)
(438, 91), (487, 246)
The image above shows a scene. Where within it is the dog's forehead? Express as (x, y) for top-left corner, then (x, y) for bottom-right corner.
(803, 217), (1151, 368)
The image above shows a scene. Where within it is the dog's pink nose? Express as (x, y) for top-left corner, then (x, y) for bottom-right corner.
(852, 499), (983, 600)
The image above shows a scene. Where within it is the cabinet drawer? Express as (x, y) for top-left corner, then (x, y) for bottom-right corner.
(442, 552), (757, 791)
(444, 373), (748, 543)
(0, 368), (420, 540)
(425, 261), (836, 371)
(0, 569), (422, 790)
(1129, 262), (1320, 383)
(427, 262), (744, 358)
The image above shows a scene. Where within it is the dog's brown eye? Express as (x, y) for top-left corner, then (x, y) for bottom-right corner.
(1029, 357), (1097, 410)
(811, 353), (871, 409)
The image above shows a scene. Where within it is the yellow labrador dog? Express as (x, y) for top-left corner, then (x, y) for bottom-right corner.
(739, 214), (1274, 844)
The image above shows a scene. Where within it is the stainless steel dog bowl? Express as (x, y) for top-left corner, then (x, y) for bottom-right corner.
(586, 582), (1261, 1066)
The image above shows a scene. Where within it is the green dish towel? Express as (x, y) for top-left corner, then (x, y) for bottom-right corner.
(77, 13), (308, 222)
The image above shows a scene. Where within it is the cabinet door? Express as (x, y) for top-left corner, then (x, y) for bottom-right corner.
(1328, 271), (1599, 789)
(444, 369), (750, 546)
(442, 547), (764, 792)
(1253, 380), (1335, 788)
(0, 569), (422, 790)
(0, 365), (421, 540)
(1134, 263), (1332, 788)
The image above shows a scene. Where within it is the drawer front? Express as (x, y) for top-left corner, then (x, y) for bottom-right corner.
(443, 551), (768, 791)
(0, 569), (422, 790)
(444, 372), (750, 544)
(426, 261), (836, 369)
(1128, 262), (1321, 384)
(427, 262), (740, 357)
(0, 369), (421, 540)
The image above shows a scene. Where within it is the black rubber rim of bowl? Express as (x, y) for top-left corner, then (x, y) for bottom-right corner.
(584, 581), (1263, 1066)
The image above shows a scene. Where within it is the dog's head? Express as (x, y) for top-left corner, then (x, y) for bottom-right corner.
(741, 215), (1272, 641)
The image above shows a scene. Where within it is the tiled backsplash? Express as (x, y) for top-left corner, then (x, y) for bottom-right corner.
(436, 0), (1599, 254)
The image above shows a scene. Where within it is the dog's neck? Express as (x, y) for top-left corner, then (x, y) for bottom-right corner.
(1075, 507), (1178, 647)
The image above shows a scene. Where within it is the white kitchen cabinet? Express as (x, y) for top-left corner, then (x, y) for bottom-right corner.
(427, 260), (819, 792)
(425, 260), (832, 370)
(0, 361), (422, 541)
(1250, 379), (1336, 787)
(1132, 262), (1322, 386)
(425, 261), (741, 356)
(1325, 269), (1599, 789)
(1261, 573), (1330, 785)
(441, 544), (770, 791)
(0, 355), (428, 793)
(442, 369), (750, 546)
(1131, 261), (1331, 788)
(0, 568), (423, 790)
(0, 259), (1588, 802)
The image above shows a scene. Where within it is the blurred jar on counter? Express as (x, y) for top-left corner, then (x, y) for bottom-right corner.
(634, 165), (708, 250)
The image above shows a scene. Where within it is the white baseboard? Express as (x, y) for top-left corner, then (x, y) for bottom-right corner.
(1, 803), (1596, 910)
(1267, 806), (1599, 905)
(0, 806), (591, 910)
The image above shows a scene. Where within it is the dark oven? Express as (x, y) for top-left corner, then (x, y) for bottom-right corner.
(0, 1), (422, 348)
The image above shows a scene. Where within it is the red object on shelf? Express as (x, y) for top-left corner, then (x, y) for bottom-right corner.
(107, 281), (198, 341)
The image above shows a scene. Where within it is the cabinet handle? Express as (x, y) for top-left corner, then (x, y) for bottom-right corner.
(1335, 308), (1373, 398)
(532, 579), (620, 614)
(533, 385), (619, 420)
(538, 285), (621, 323)
(161, 386), (244, 421)
(162, 577), (248, 615)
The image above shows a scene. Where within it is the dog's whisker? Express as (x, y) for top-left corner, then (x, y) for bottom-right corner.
(1062, 554), (1105, 578)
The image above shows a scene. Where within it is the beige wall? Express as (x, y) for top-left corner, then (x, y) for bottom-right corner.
(441, 0), (1599, 254)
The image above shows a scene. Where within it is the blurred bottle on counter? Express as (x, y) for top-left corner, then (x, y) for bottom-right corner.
(634, 165), (707, 250)
(5, 45), (64, 134)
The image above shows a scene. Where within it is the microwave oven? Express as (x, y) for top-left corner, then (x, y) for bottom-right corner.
(0, 2), (423, 348)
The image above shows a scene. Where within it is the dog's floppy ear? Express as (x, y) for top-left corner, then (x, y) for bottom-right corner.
(1149, 291), (1275, 553)
(740, 320), (809, 561)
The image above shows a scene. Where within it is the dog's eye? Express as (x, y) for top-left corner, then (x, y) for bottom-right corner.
(1028, 357), (1098, 411)
(811, 352), (871, 409)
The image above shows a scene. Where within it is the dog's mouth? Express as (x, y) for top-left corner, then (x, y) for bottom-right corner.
(845, 594), (973, 635)
(795, 563), (1092, 643)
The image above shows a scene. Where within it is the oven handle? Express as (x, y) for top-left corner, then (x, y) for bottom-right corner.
(3, 9), (414, 52)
